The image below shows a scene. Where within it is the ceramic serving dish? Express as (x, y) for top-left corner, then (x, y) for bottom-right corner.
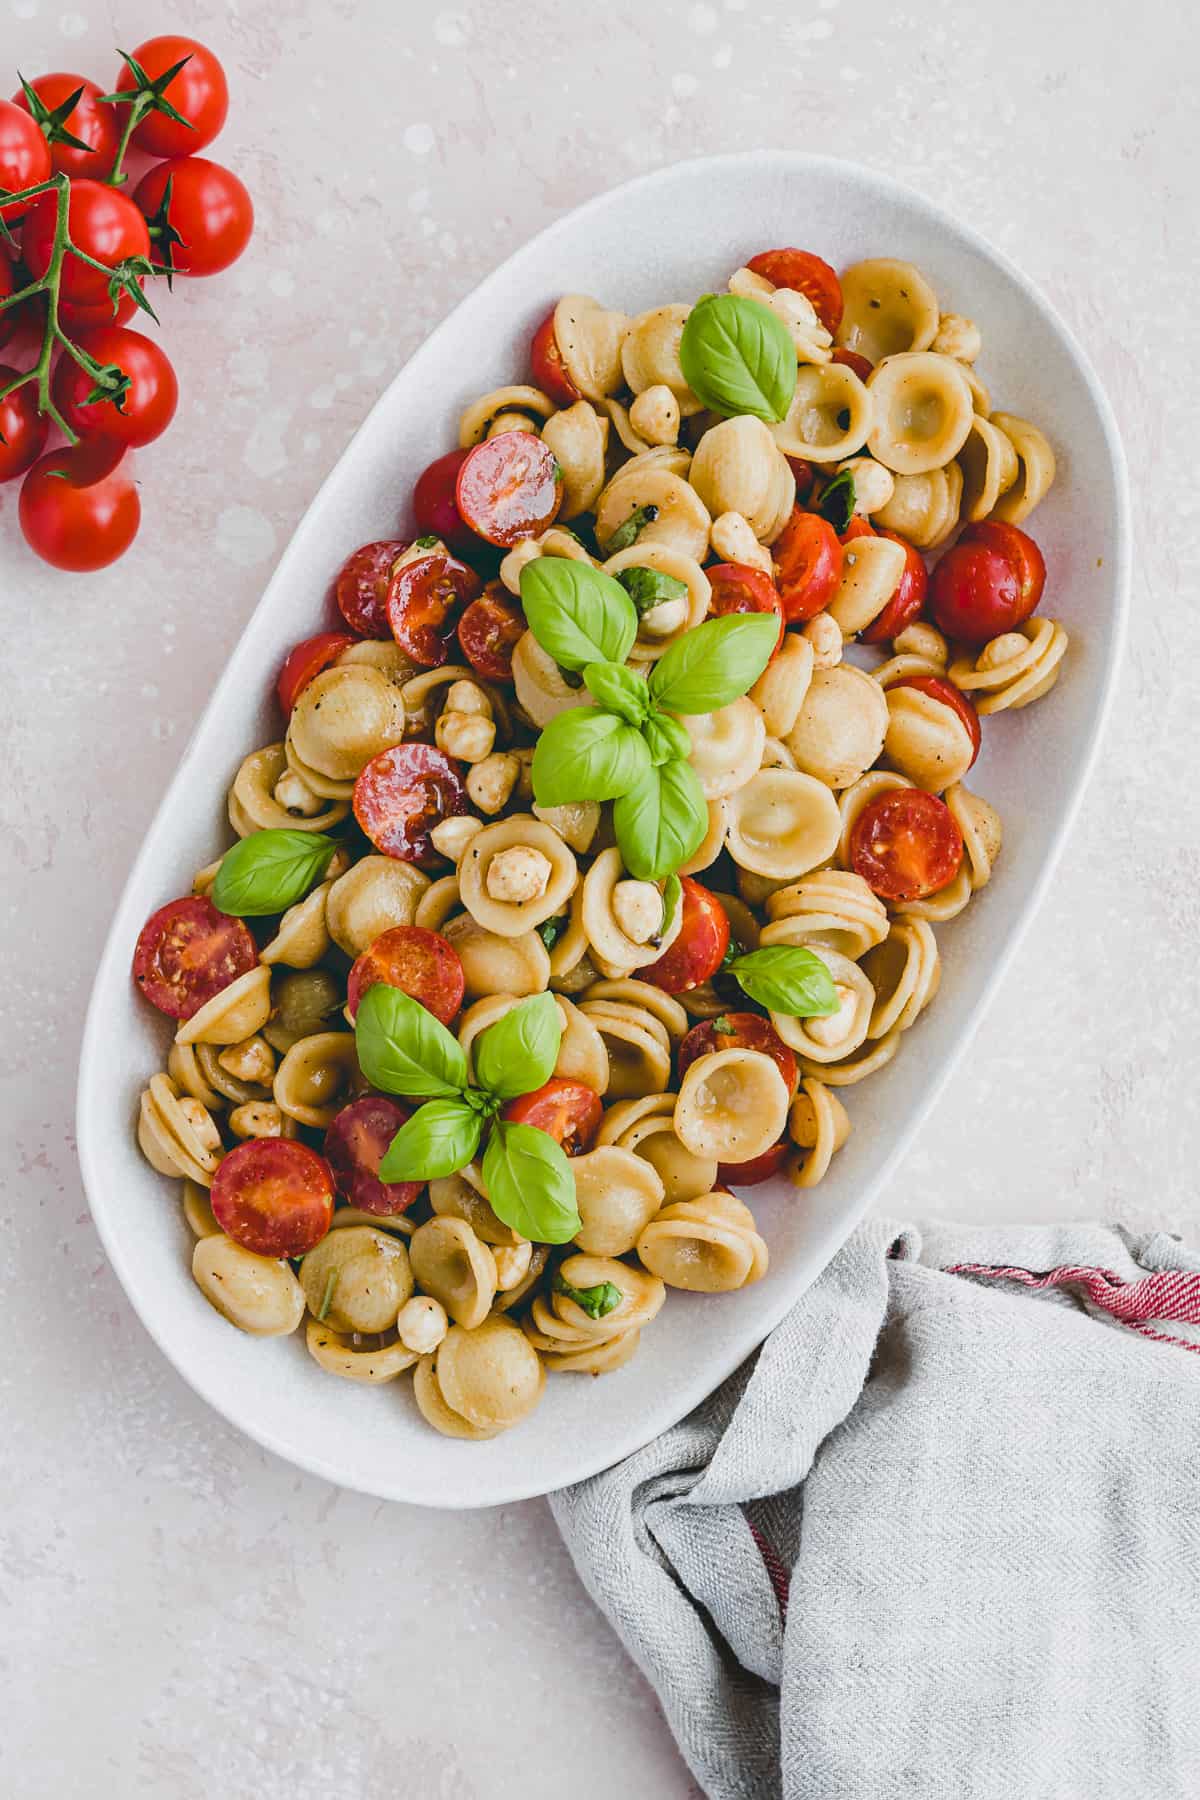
(77, 152), (1130, 1507)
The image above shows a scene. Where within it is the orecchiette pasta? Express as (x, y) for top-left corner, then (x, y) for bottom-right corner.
(596, 1092), (719, 1204)
(594, 458), (711, 563)
(683, 697), (766, 799)
(499, 525), (598, 599)
(836, 258), (939, 364)
(457, 814), (578, 937)
(139, 1075), (222, 1185)
(229, 743), (348, 836)
(882, 678), (978, 792)
(525, 1255), (664, 1372)
(306, 1320), (419, 1384)
(620, 304), (701, 414)
(827, 534), (908, 638)
(872, 462), (963, 549)
(675, 1049), (790, 1163)
(724, 767), (842, 880)
(689, 415), (795, 540)
(862, 920), (941, 1038)
(578, 995), (674, 1100)
(511, 630), (589, 727)
(409, 1217), (498, 1329)
(417, 1314), (545, 1437)
(769, 947), (873, 1061)
(949, 618), (1068, 712)
(193, 1235), (305, 1336)
(174, 964), (272, 1048)
(945, 782), (1002, 889)
(541, 401), (608, 518)
(866, 352), (974, 475)
(459, 383), (555, 447)
(286, 665), (406, 784)
(957, 412), (1020, 522)
(637, 1191), (768, 1293)
(788, 1079), (851, 1189)
(442, 910), (551, 998)
(988, 412), (1057, 522)
(299, 1225), (413, 1334)
(604, 542), (711, 660)
(259, 879), (335, 968)
(763, 870), (889, 959)
(571, 1146), (665, 1255)
(581, 848), (682, 975)
(325, 856), (430, 957)
(554, 294), (631, 401)
(772, 361), (872, 464)
(273, 1031), (360, 1128)
(785, 664), (889, 789)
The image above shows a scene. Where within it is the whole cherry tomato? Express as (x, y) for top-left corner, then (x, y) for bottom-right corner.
(746, 247), (843, 334)
(831, 346), (873, 382)
(133, 158), (253, 277)
(0, 97), (51, 223)
(11, 74), (119, 180)
(19, 441), (139, 570)
(51, 325), (178, 448)
(928, 521), (1045, 646)
(771, 505), (843, 622)
(502, 1078), (602, 1155)
(706, 561), (785, 648)
(114, 35), (229, 158)
(22, 180), (149, 322)
(890, 674), (981, 766)
(859, 527), (928, 643)
(642, 880), (730, 993)
(0, 368), (48, 481)
(849, 789), (963, 903)
(719, 1141), (790, 1186)
(412, 447), (476, 554)
(529, 306), (580, 407)
(276, 631), (358, 717)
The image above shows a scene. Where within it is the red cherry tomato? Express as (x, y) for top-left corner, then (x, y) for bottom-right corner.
(746, 247), (843, 335)
(211, 1139), (334, 1260)
(22, 180), (149, 321)
(51, 324), (178, 448)
(133, 158), (252, 277)
(677, 1011), (798, 1095)
(642, 880), (731, 994)
(706, 560), (785, 649)
(859, 527), (928, 643)
(323, 1096), (422, 1217)
(132, 894), (257, 1021)
(849, 789), (964, 903)
(412, 447), (476, 555)
(276, 631), (358, 718)
(0, 98), (51, 222)
(501, 1078), (602, 1156)
(386, 548), (482, 667)
(891, 674), (981, 767)
(457, 582), (525, 681)
(928, 521), (1046, 646)
(12, 74), (119, 180)
(0, 255), (17, 350)
(0, 368), (48, 481)
(56, 287), (138, 330)
(831, 346), (873, 382)
(783, 455), (817, 503)
(718, 1141), (791, 1186)
(19, 442), (139, 570)
(354, 743), (469, 865)
(334, 539), (408, 639)
(115, 35), (229, 158)
(529, 306), (580, 407)
(455, 430), (562, 547)
(346, 925), (465, 1025)
(839, 514), (875, 545)
(771, 505), (843, 623)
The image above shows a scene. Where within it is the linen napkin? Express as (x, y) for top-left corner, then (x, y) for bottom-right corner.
(551, 1217), (1200, 1800)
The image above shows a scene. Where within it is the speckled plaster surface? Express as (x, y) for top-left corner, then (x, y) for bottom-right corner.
(0, 1), (1193, 1793)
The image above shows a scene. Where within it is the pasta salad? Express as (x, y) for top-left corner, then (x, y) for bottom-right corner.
(130, 246), (1063, 1442)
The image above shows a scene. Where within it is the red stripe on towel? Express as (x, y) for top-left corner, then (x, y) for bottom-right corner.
(747, 1520), (790, 1620)
(946, 1261), (1200, 1355)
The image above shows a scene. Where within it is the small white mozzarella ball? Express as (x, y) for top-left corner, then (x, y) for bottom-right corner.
(485, 845), (553, 904)
(228, 1101), (287, 1139)
(612, 878), (665, 945)
(467, 751), (521, 815)
(492, 1239), (534, 1292)
(710, 511), (774, 574)
(273, 770), (324, 818)
(805, 986), (853, 1048)
(396, 1295), (448, 1355)
(179, 1098), (221, 1154)
(837, 457), (895, 515)
(436, 710), (496, 763)
(978, 632), (1028, 670)
(629, 384), (681, 446)
(931, 313), (981, 363)
(639, 597), (689, 639)
(800, 612), (843, 668)
(430, 815), (484, 862)
(445, 679), (492, 719)
(217, 1035), (275, 1087)
(770, 288), (832, 352)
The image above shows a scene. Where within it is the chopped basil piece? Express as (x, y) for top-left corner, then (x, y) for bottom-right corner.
(603, 503), (658, 555)
(617, 564), (690, 617)
(553, 1271), (623, 1319)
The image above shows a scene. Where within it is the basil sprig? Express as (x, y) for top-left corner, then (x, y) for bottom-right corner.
(356, 986), (581, 1243)
(210, 829), (338, 918)
(617, 565), (688, 617)
(553, 1271), (623, 1320)
(678, 293), (798, 423)
(816, 467), (856, 534)
(521, 557), (636, 669)
(725, 944), (839, 1018)
(602, 503), (658, 556)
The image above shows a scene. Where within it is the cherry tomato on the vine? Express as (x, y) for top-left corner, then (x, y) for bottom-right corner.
(0, 366), (47, 480)
(19, 441), (140, 571)
(276, 631), (358, 718)
(133, 157), (253, 278)
(771, 505), (843, 622)
(529, 307), (580, 408)
(0, 98), (51, 223)
(746, 247), (843, 335)
(22, 179), (149, 322)
(115, 35), (229, 159)
(51, 324), (178, 448)
(12, 74), (119, 180)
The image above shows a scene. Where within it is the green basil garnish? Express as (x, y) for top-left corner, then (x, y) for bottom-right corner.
(473, 991), (562, 1101)
(602, 503), (658, 556)
(377, 1098), (483, 1182)
(817, 467), (856, 534)
(354, 984), (469, 1100)
(482, 1120), (581, 1245)
(582, 660), (650, 726)
(641, 711), (693, 768)
(678, 293), (797, 423)
(727, 945), (840, 1017)
(519, 557), (637, 670)
(553, 1271), (622, 1319)
(538, 915), (567, 951)
(210, 829), (338, 918)
(531, 708), (651, 808)
(647, 612), (778, 715)
(612, 758), (708, 883)
(617, 564), (689, 617)
(660, 872), (683, 939)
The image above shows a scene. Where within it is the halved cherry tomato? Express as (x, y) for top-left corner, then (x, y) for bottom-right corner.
(849, 789), (964, 903)
(276, 631), (357, 718)
(132, 894), (257, 1021)
(412, 447), (476, 554)
(771, 506), (843, 623)
(502, 1078), (602, 1156)
(839, 514), (875, 545)
(831, 346), (873, 382)
(0, 98), (51, 223)
(0, 368), (48, 481)
(19, 441), (139, 570)
(133, 157), (253, 277)
(335, 539), (408, 639)
(746, 247), (843, 335)
(783, 455), (817, 503)
(323, 1095), (421, 1216)
(859, 527), (928, 643)
(457, 582), (525, 681)
(22, 180), (149, 321)
(455, 430), (562, 547)
(211, 1139), (334, 1259)
(529, 306), (580, 408)
(354, 742), (468, 865)
(705, 561), (785, 648)
(891, 674), (981, 766)
(346, 925), (465, 1024)
(12, 73), (119, 180)
(677, 1011), (798, 1095)
(51, 324), (178, 448)
(719, 1141), (791, 1186)
(929, 521), (1045, 646)
(387, 548), (482, 666)
(114, 35), (229, 158)
(642, 880), (731, 994)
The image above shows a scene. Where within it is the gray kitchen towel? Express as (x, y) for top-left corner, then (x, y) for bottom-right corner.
(550, 1217), (1200, 1800)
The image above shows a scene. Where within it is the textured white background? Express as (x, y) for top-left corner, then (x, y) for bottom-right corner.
(0, 1), (1192, 1794)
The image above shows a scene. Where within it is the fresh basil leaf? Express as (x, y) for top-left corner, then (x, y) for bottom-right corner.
(354, 983), (469, 1099)
(538, 914), (567, 951)
(817, 467), (856, 534)
(210, 829), (337, 918)
(482, 1120), (581, 1245)
(711, 1014), (735, 1034)
(474, 992), (563, 1101)
(660, 872), (683, 939)
(616, 564), (690, 618)
(583, 660), (650, 726)
(531, 707), (651, 808)
(642, 711), (693, 767)
(678, 293), (798, 423)
(414, 533), (440, 549)
(377, 1098), (482, 1182)
(721, 936), (746, 971)
(602, 503), (658, 556)
(316, 1269), (338, 1321)
(730, 945), (840, 1017)
(613, 758), (707, 883)
(519, 557), (637, 670)
(553, 1271), (623, 1320)
(648, 612), (778, 714)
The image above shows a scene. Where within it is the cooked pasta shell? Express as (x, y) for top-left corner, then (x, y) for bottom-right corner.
(273, 1031), (360, 1128)
(785, 665), (888, 789)
(948, 619), (1068, 713)
(166, 1040), (226, 1110)
(530, 1327), (643, 1376)
(620, 303), (701, 413)
(138, 1074), (222, 1186)
(601, 1101), (719, 1205)
(866, 352), (974, 476)
(636, 1192), (768, 1293)
(674, 1049), (789, 1163)
(771, 361), (872, 464)
(194, 1038), (274, 1107)
(578, 998), (672, 1101)
(286, 665), (407, 782)
(182, 1178), (221, 1238)
(769, 948), (873, 1061)
(428, 1169), (522, 1247)
(228, 743), (348, 836)
(957, 413), (1020, 522)
(434, 1313), (545, 1431)
(414, 1352), (503, 1440)
(299, 1225), (414, 1335)
(511, 630), (589, 727)
(836, 258), (939, 364)
(335, 638), (422, 685)
(750, 632), (814, 738)
(798, 1026), (901, 1087)
(260, 878), (334, 968)
(988, 413), (1056, 523)
(459, 383), (555, 447)
(441, 911), (551, 999)
(603, 395), (653, 455)
(594, 463), (711, 563)
(328, 1207), (416, 1239)
(862, 919), (941, 1038)
(326, 855), (430, 957)
(683, 696), (765, 799)
(541, 401), (608, 517)
(412, 874), (460, 932)
(581, 979), (688, 1045)
(944, 782), (1002, 889)
(262, 969), (344, 1054)
(788, 1079), (851, 1189)
(724, 767), (842, 880)
(603, 543), (711, 661)
(763, 870), (889, 959)
(492, 1243), (550, 1315)
(457, 814), (578, 937)
(893, 866), (973, 924)
(175, 964), (272, 1048)
(193, 1234), (305, 1336)
(305, 1319), (418, 1383)
(689, 415), (795, 538)
(827, 534), (908, 638)
(883, 683), (977, 793)
(571, 1146), (665, 1255)
(872, 463), (962, 549)
(548, 1253), (666, 1341)
(581, 847), (682, 974)
(553, 295), (630, 401)
(410, 1217), (499, 1330)
(499, 526), (598, 599)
